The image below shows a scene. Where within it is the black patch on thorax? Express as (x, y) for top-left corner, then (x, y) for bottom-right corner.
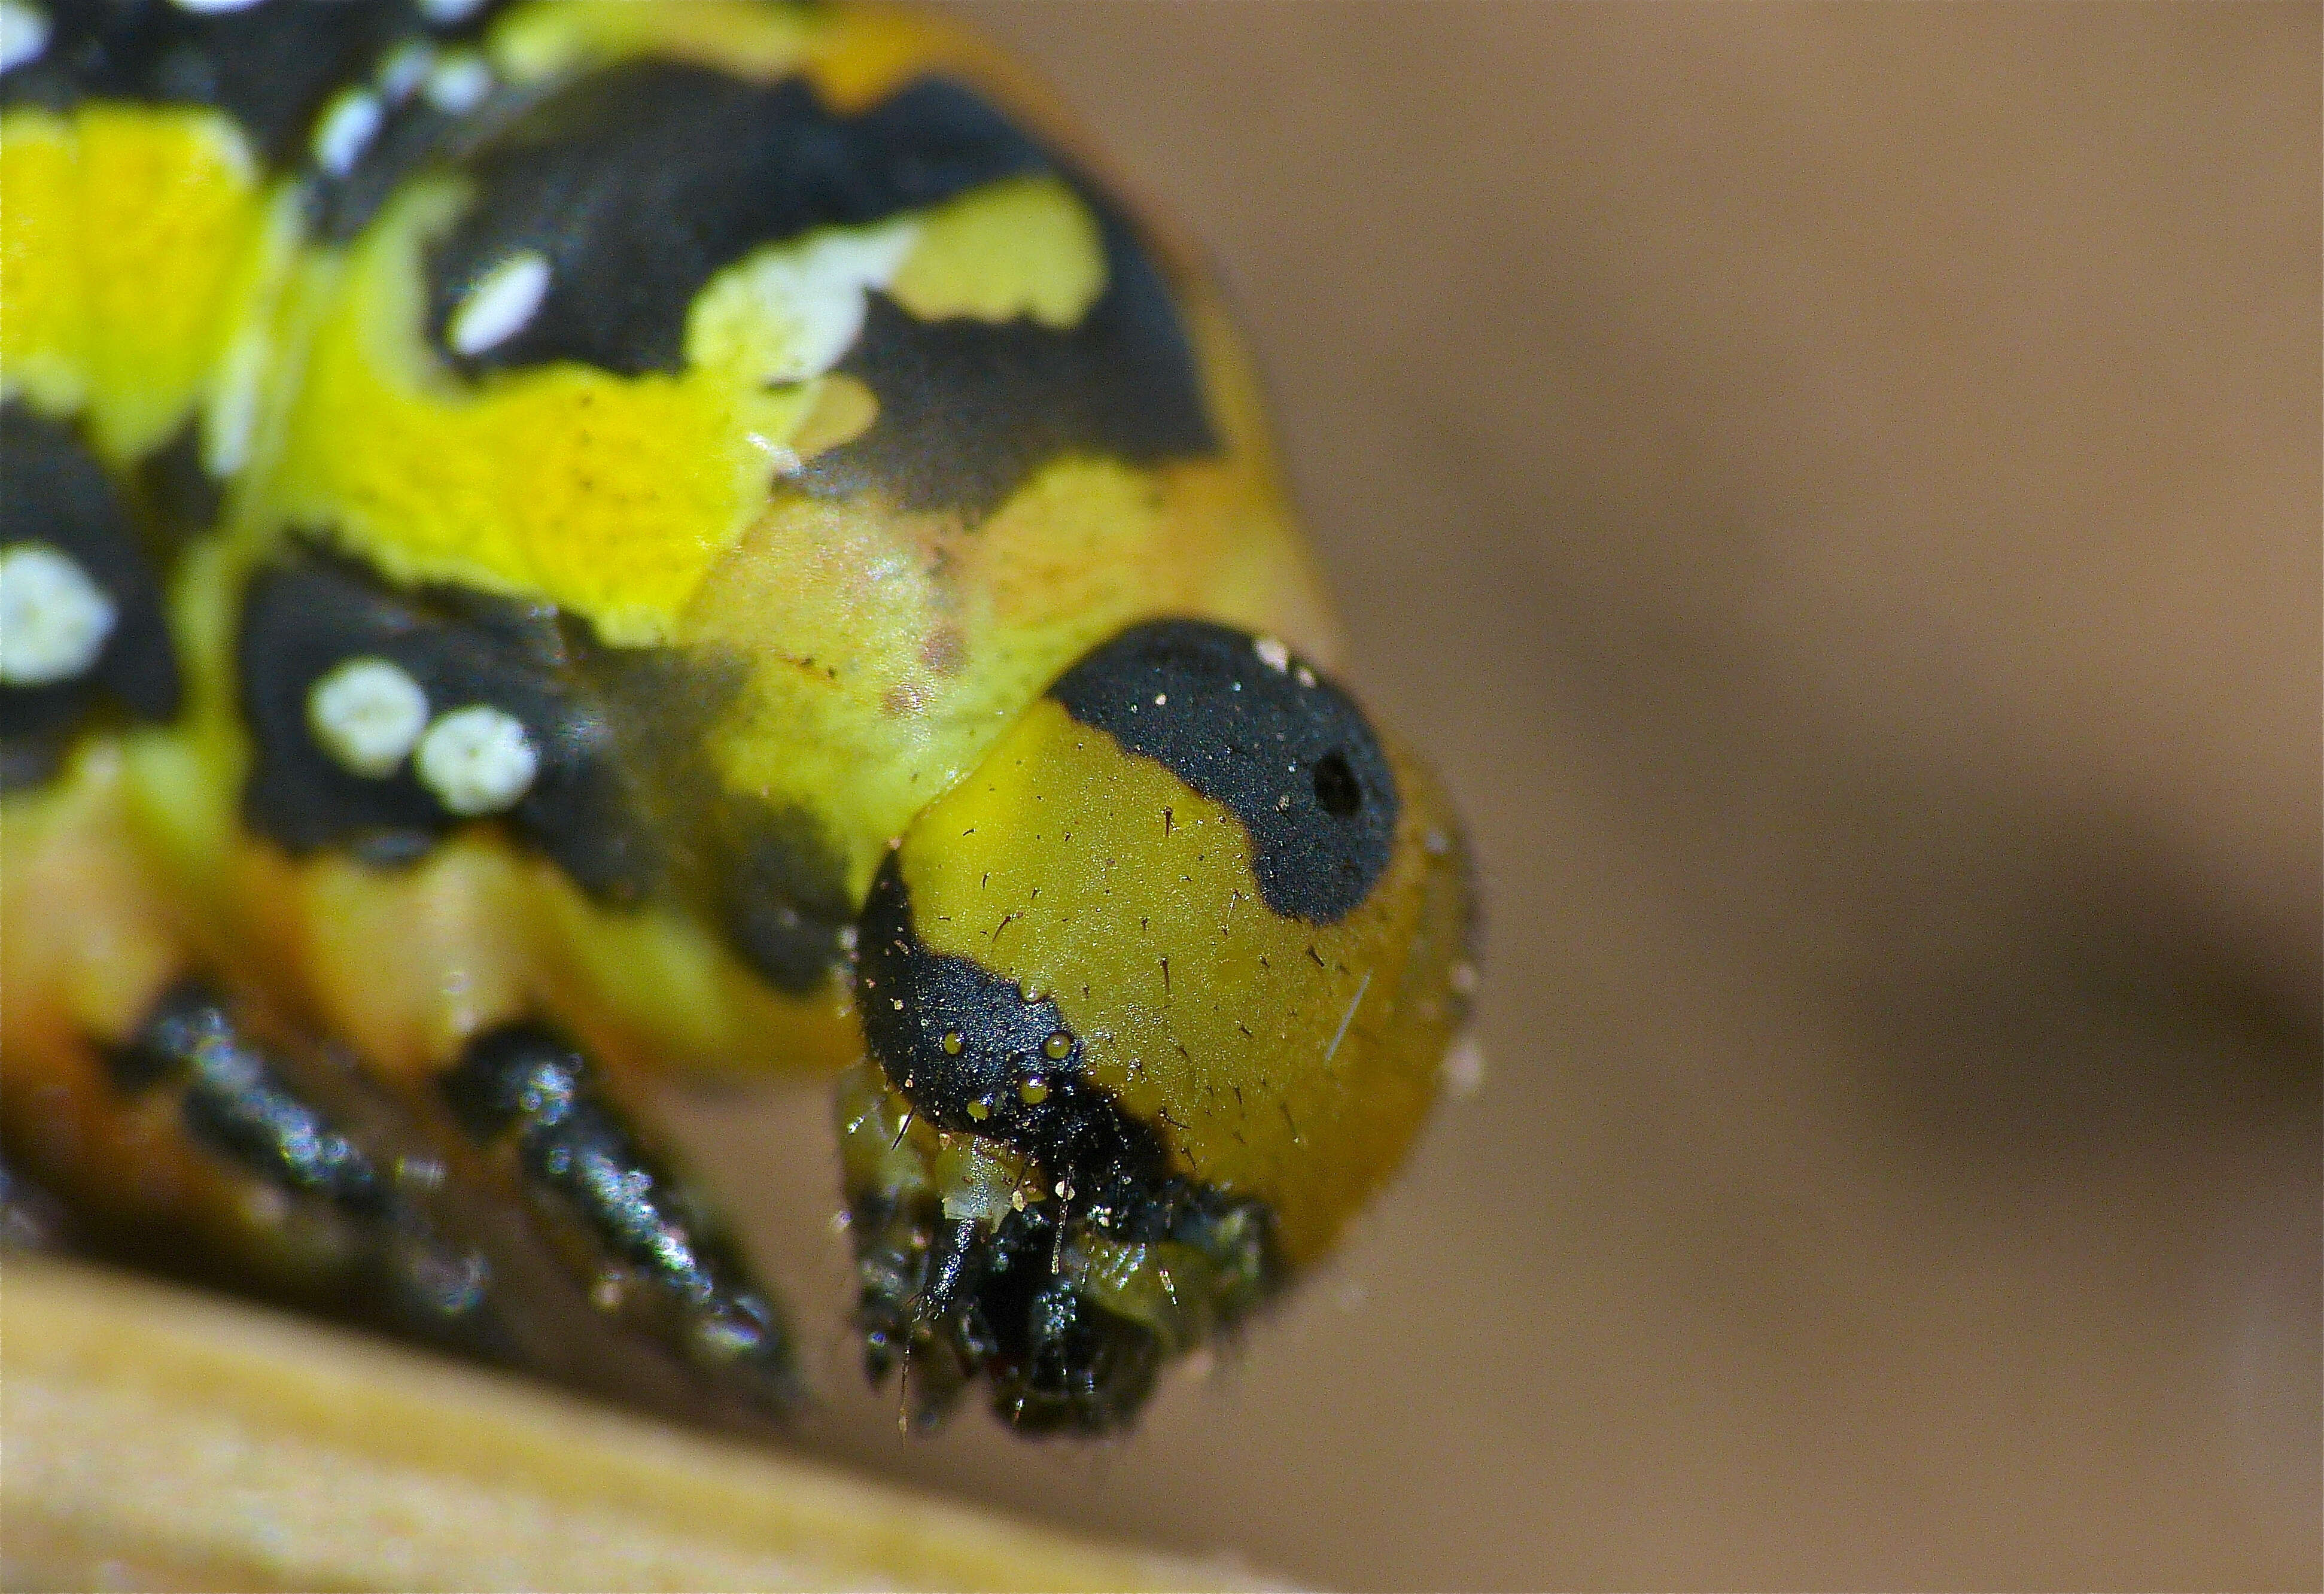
(238, 545), (661, 895)
(423, 63), (1215, 517)
(4, 0), (422, 164)
(1047, 620), (1398, 923)
(236, 544), (853, 992)
(1, 403), (182, 786)
(793, 203), (1213, 515)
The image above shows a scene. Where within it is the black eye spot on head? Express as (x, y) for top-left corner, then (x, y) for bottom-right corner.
(1047, 620), (1400, 924)
(1312, 749), (1363, 818)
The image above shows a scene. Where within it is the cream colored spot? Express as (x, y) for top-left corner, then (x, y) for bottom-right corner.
(423, 51), (493, 115)
(0, 0), (50, 75)
(312, 88), (384, 177)
(685, 220), (920, 387)
(376, 42), (436, 103)
(0, 543), (116, 686)
(448, 251), (552, 357)
(418, 0), (488, 22)
(1253, 636), (1291, 673)
(308, 656), (429, 778)
(888, 174), (1106, 329)
(415, 704), (537, 815)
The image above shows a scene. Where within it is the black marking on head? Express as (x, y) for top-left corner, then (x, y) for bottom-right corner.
(1, 404), (182, 787)
(860, 854), (1170, 1206)
(2, 0), (424, 164)
(423, 64), (1214, 516)
(845, 863), (1288, 1433)
(441, 1021), (799, 1407)
(1048, 620), (1399, 923)
(239, 544), (659, 894)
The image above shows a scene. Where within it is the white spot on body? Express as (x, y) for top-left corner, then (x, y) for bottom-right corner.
(170, 0), (263, 12)
(0, 543), (116, 686)
(311, 87), (383, 177)
(307, 656), (428, 777)
(686, 220), (920, 385)
(448, 251), (552, 356)
(415, 703), (537, 814)
(418, 0), (489, 22)
(1294, 664), (1318, 689)
(0, 1), (51, 75)
(376, 41), (436, 103)
(1253, 636), (1291, 673)
(423, 51), (494, 115)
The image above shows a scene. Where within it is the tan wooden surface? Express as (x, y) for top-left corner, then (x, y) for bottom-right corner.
(0, 1254), (1262, 1592)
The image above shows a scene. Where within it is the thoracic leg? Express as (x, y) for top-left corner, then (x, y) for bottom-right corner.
(439, 1022), (800, 1413)
(98, 980), (502, 1343)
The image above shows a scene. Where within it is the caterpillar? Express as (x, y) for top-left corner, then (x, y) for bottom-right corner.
(0, 0), (1477, 1435)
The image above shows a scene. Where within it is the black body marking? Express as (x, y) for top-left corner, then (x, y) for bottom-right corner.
(440, 1022), (799, 1409)
(427, 66), (1043, 378)
(1, 403), (183, 786)
(425, 63), (1214, 516)
(799, 209), (1215, 515)
(238, 545), (853, 990)
(239, 546), (659, 896)
(1048, 619), (1399, 923)
(132, 417), (227, 545)
(717, 810), (857, 993)
(3, 0), (429, 163)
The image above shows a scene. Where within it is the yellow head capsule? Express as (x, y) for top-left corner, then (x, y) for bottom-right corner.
(848, 619), (1474, 1429)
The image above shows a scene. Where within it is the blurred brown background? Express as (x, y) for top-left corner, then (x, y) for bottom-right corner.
(665, 4), (2319, 1589)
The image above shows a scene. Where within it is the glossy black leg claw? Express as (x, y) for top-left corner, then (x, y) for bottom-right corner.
(442, 1023), (802, 1413)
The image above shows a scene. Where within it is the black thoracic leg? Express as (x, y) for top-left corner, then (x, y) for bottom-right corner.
(107, 981), (500, 1341)
(439, 1023), (801, 1413)
(0, 1155), (72, 1253)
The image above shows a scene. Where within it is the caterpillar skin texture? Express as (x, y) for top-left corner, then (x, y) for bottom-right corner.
(0, 0), (1477, 1434)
